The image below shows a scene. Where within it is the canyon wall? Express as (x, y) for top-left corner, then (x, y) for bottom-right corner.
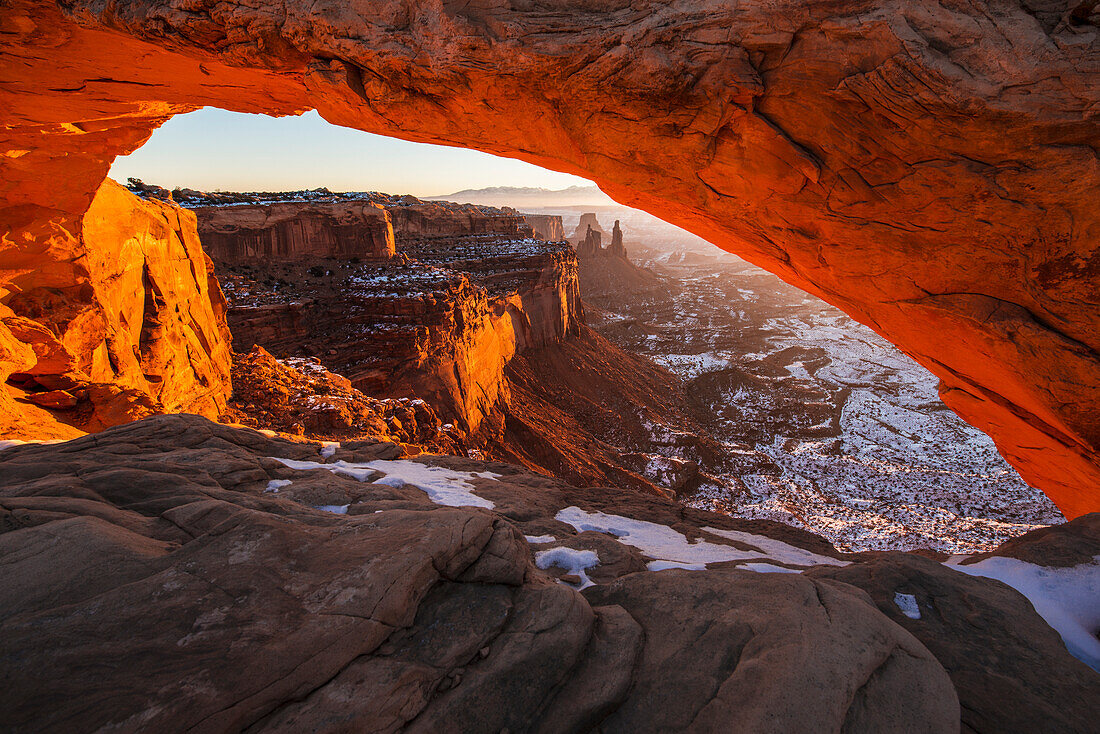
(0, 179), (231, 438)
(194, 201), (396, 263)
(222, 235), (582, 437)
(387, 201), (523, 238)
(1, 0), (1099, 515)
(522, 214), (565, 241)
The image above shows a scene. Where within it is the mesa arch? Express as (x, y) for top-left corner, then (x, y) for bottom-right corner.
(1, 0), (1098, 517)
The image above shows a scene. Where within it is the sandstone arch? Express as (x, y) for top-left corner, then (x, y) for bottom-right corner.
(1, 0), (1098, 516)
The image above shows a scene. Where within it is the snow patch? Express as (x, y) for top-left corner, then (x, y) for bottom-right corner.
(948, 555), (1100, 672)
(740, 562), (802, 574)
(555, 506), (846, 572)
(524, 534), (556, 544)
(270, 457), (379, 482)
(265, 479), (292, 493)
(271, 457), (498, 509)
(701, 526), (848, 567)
(535, 547), (599, 589)
(366, 460), (498, 509)
(320, 441), (339, 458)
(314, 504), (349, 514)
(893, 592), (922, 620)
(646, 560), (707, 571)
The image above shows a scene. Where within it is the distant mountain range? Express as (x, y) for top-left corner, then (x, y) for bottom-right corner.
(427, 185), (616, 208)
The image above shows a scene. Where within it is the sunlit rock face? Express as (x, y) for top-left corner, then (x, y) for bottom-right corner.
(218, 231), (583, 438)
(194, 201), (397, 263)
(0, 179), (231, 438)
(522, 214), (565, 241)
(1, 0), (1098, 515)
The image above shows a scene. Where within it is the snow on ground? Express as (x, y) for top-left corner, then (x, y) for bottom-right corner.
(555, 506), (846, 572)
(589, 246), (1062, 553)
(314, 504), (350, 514)
(702, 526), (848, 567)
(948, 555), (1100, 672)
(320, 441), (339, 458)
(893, 592), (922, 620)
(265, 479), (292, 493)
(524, 534), (557, 544)
(741, 562), (801, 574)
(535, 547), (599, 589)
(271, 457), (498, 508)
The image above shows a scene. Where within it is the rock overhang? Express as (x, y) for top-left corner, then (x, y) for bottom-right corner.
(1, 0), (1098, 515)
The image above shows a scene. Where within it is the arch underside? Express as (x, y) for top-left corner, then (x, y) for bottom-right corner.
(1, 0), (1098, 515)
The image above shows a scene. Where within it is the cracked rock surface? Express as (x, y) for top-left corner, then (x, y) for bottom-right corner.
(1, 415), (1097, 732)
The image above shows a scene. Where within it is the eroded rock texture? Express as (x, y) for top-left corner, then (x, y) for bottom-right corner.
(1, 415), (1098, 732)
(195, 200), (396, 263)
(1, 179), (231, 438)
(1, 0), (1098, 514)
(522, 213), (566, 241)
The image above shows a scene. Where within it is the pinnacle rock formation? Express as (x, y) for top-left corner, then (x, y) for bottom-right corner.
(2, 0), (1100, 514)
(578, 225), (604, 258)
(570, 213), (606, 243)
(608, 220), (628, 260)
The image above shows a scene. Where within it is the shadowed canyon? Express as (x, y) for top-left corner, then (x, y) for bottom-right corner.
(2, 1), (1100, 732)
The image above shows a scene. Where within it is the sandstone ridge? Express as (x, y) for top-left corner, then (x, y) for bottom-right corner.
(0, 414), (1097, 732)
(1, 1), (1099, 514)
(1, 179), (231, 439)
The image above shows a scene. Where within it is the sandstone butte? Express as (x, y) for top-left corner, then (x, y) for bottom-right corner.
(1, 1), (1098, 517)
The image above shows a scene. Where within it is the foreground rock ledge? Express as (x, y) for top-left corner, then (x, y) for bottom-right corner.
(1, 415), (1098, 733)
(1, 0), (1099, 515)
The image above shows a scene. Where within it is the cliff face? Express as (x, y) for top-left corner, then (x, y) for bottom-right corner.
(193, 201), (395, 263)
(2, 0), (1099, 515)
(221, 234), (582, 437)
(388, 204), (522, 237)
(183, 189), (524, 263)
(1, 179), (231, 438)
(522, 214), (565, 241)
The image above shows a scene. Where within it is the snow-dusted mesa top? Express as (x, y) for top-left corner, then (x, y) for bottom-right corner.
(270, 457), (499, 509)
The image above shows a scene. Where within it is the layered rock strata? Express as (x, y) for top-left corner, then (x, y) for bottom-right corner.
(220, 234), (582, 438)
(0, 414), (1097, 732)
(569, 213), (606, 243)
(521, 213), (565, 241)
(1, 179), (231, 439)
(201, 195), (709, 495)
(3, 0), (1097, 514)
(192, 200), (396, 263)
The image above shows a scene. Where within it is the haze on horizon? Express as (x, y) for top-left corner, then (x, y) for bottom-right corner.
(109, 108), (603, 200)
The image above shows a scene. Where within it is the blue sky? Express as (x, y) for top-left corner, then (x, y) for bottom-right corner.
(109, 108), (594, 196)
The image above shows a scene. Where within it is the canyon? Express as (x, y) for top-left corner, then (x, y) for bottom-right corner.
(3, 0), (1099, 515)
(1, 1), (1099, 731)
(178, 185), (713, 497)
